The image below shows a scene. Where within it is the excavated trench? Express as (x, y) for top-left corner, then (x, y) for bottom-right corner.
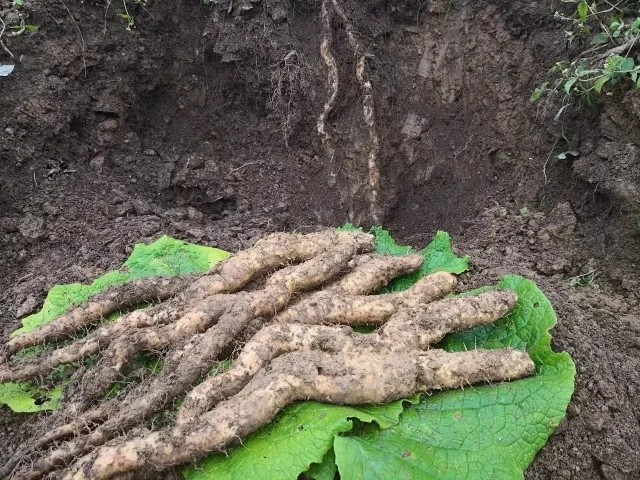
(1, 0), (640, 478)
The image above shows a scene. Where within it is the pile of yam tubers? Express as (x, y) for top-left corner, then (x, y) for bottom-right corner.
(0, 230), (534, 479)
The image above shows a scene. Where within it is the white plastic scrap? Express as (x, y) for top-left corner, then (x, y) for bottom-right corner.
(0, 64), (15, 77)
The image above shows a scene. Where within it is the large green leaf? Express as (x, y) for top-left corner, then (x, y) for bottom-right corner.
(0, 382), (63, 413)
(306, 449), (338, 480)
(0, 236), (228, 412)
(332, 276), (575, 480)
(183, 400), (409, 480)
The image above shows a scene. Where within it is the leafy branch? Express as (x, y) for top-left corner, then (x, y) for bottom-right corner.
(533, 1), (640, 105)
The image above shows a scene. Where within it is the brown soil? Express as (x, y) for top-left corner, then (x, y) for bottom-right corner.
(1, 0), (639, 479)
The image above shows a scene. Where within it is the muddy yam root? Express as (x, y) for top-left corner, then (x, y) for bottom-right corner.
(177, 289), (511, 424)
(317, 0), (382, 221)
(0, 276), (196, 364)
(64, 349), (534, 480)
(275, 271), (456, 325)
(0, 230), (372, 364)
(0, 230), (535, 480)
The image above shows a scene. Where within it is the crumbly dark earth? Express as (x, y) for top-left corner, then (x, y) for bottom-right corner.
(0, 0), (639, 479)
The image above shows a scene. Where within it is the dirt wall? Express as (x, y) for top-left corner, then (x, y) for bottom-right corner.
(1, 0), (639, 478)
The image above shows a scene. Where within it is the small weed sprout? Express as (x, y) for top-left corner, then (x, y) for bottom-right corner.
(119, 0), (136, 30)
(119, 12), (135, 30)
(0, 0), (38, 59)
(569, 269), (597, 287)
(116, 0), (152, 31)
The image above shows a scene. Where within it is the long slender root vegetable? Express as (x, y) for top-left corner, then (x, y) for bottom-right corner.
(0, 230), (372, 364)
(62, 349), (534, 480)
(1, 230), (536, 480)
(316, 0), (381, 221)
(177, 290), (512, 424)
(317, 0), (338, 153)
(74, 243), (386, 430)
(329, 253), (423, 294)
(275, 271), (457, 325)
(0, 276), (196, 364)
(0, 304), (184, 384)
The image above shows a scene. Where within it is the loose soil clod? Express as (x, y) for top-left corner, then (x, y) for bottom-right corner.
(0, 230), (534, 480)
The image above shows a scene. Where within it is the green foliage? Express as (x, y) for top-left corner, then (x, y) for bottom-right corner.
(552, 55), (639, 98)
(533, 1), (640, 106)
(577, 0), (589, 23)
(530, 81), (550, 102)
(117, 0), (151, 31)
(0, 236), (228, 412)
(0, 382), (62, 413)
(306, 449), (338, 480)
(3, 0), (38, 38)
(183, 400), (415, 480)
(8, 23), (38, 37)
(119, 13), (136, 30)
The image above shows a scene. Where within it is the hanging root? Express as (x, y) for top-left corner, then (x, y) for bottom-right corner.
(315, 0), (382, 221)
(1, 230), (536, 480)
(330, 0), (381, 221)
(356, 53), (382, 222)
(317, 0), (338, 155)
(268, 50), (309, 146)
